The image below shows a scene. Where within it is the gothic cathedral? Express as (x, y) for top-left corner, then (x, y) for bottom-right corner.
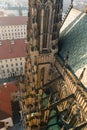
(19, 0), (87, 130)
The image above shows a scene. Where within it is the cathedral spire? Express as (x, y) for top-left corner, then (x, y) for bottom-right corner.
(20, 0), (63, 129)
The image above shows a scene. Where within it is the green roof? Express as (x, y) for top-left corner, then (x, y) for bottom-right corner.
(59, 9), (87, 72)
(42, 93), (61, 130)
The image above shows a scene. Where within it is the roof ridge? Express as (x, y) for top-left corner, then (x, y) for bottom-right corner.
(73, 7), (87, 14)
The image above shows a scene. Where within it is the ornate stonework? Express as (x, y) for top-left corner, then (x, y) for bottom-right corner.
(19, 0), (87, 130)
(20, 0), (63, 129)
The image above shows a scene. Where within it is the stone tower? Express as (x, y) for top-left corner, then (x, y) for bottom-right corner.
(19, 0), (63, 130)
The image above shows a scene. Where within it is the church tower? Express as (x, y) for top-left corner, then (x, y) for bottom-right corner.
(19, 0), (63, 130)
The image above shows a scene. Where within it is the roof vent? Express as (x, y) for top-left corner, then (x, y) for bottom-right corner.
(9, 44), (12, 53)
(3, 82), (7, 88)
(24, 39), (27, 43)
(0, 41), (2, 46)
(11, 40), (15, 44)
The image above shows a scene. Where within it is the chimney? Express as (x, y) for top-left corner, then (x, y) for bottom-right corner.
(11, 40), (15, 44)
(0, 41), (2, 46)
(3, 82), (7, 88)
(9, 44), (12, 53)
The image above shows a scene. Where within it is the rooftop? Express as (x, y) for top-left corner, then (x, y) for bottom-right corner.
(0, 39), (26, 59)
(0, 82), (18, 116)
(59, 8), (87, 87)
(0, 16), (27, 26)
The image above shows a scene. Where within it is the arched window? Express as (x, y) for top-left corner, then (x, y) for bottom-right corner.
(43, 7), (50, 49)
(41, 67), (45, 85)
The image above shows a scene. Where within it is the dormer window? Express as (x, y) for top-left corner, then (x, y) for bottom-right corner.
(0, 41), (2, 46)
(11, 40), (15, 44)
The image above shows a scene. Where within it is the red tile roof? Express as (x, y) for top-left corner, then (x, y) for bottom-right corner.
(0, 39), (26, 59)
(3, 82), (18, 93)
(0, 83), (18, 116)
(0, 16), (27, 26)
(0, 87), (12, 116)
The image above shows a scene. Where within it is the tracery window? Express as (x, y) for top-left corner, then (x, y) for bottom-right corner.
(42, 7), (50, 49)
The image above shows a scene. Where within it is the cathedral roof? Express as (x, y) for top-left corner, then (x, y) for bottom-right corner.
(59, 8), (87, 73)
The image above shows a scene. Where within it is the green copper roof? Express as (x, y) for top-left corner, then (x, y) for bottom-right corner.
(47, 110), (60, 130)
(42, 93), (61, 130)
(59, 9), (87, 72)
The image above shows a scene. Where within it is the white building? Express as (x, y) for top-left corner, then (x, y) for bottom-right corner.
(0, 16), (27, 40)
(0, 39), (26, 79)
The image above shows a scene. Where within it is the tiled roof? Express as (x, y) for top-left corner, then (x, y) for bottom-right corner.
(0, 83), (18, 116)
(59, 8), (87, 72)
(0, 86), (12, 116)
(0, 16), (27, 26)
(0, 110), (11, 120)
(3, 82), (18, 93)
(0, 39), (26, 59)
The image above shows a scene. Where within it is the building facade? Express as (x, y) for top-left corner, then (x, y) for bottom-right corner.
(19, 0), (63, 130)
(0, 16), (27, 80)
(0, 39), (26, 79)
(0, 16), (27, 40)
(0, 82), (20, 127)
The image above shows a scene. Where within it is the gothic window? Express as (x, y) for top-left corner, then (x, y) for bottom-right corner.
(41, 67), (45, 83)
(31, 46), (34, 51)
(52, 33), (57, 40)
(32, 17), (37, 23)
(34, 29), (38, 38)
(53, 25), (57, 32)
(52, 45), (56, 50)
(42, 7), (50, 49)
(27, 35), (30, 41)
(37, 7), (41, 35)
